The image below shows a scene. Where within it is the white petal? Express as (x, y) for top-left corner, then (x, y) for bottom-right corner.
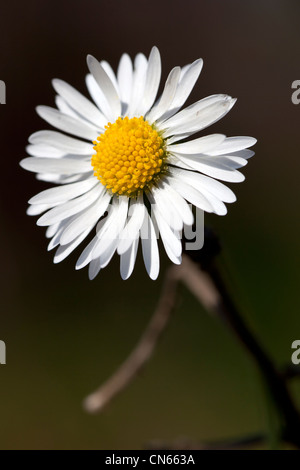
(215, 155), (248, 169)
(53, 228), (91, 263)
(172, 153), (245, 182)
(26, 144), (66, 158)
(231, 149), (254, 160)
(27, 203), (52, 216)
(197, 188), (227, 215)
(172, 58), (203, 107)
(54, 95), (104, 134)
(29, 130), (94, 155)
(167, 154), (194, 169)
(117, 196), (145, 255)
(20, 157), (92, 175)
(120, 236), (139, 280)
(146, 66), (181, 123)
(36, 106), (99, 140)
(117, 53), (133, 110)
(85, 73), (113, 121)
(36, 184), (103, 226)
(91, 196), (128, 259)
(99, 239), (119, 269)
(168, 133), (225, 155)
(88, 257), (102, 280)
(166, 133), (194, 144)
(136, 46), (161, 116)
(48, 226), (65, 251)
(92, 203), (126, 269)
(166, 176), (214, 213)
(168, 167), (236, 203)
(161, 94), (226, 129)
(161, 241), (182, 265)
(180, 64), (191, 77)
(127, 53), (148, 118)
(55, 95), (79, 118)
(76, 234), (99, 270)
(94, 199), (119, 239)
(47, 216), (77, 250)
(52, 79), (106, 128)
(206, 136), (257, 156)
(28, 177), (97, 205)
(36, 172), (90, 184)
(59, 191), (111, 245)
(100, 60), (119, 94)
(152, 206), (182, 259)
(157, 180), (194, 225)
(140, 211), (160, 280)
(46, 222), (60, 239)
(156, 59), (203, 123)
(162, 96), (235, 136)
(155, 225), (182, 265)
(150, 187), (183, 231)
(86, 55), (121, 121)
(171, 178), (228, 216)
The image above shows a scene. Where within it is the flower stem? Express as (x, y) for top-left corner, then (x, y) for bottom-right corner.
(185, 227), (300, 448)
(203, 261), (300, 447)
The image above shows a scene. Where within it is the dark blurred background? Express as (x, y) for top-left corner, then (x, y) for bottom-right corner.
(0, 0), (299, 449)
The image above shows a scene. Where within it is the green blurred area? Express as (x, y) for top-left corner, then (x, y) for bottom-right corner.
(0, 0), (300, 449)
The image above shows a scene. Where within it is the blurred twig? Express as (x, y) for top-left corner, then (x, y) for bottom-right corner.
(83, 254), (222, 413)
(199, 261), (300, 448)
(83, 264), (180, 413)
(182, 227), (300, 448)
(84, 228), (300, 449)
(282, 364), (300, 380)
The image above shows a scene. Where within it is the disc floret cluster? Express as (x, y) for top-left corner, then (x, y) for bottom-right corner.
(91, 116), (166, 197)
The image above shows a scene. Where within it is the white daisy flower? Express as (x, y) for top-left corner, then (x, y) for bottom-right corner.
(20, 46), (256, 280)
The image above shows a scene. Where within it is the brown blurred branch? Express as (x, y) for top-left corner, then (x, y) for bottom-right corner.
(83, 264), (181, 413)
(173, 250), (300, 448)
(199, 260), (300, 448)
(84, 255), (221, 414)
(84, 239), (300, 449)
(282, 364), (300, 380)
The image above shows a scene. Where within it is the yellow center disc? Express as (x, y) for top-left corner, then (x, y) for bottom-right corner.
(91, 116), (166, 196)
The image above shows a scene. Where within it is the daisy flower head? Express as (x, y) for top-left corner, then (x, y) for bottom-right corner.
(20, 47), (256, 280)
